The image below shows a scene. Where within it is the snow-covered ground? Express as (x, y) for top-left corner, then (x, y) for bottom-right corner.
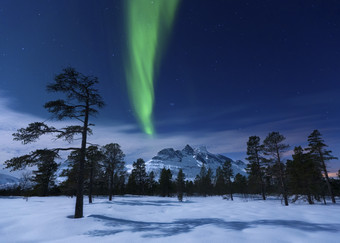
(0, 195), (339, 243)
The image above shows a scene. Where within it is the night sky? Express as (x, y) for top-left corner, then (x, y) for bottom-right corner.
(1, 0), (339, 174)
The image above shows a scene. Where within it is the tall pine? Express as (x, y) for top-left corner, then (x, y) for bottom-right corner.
(245, 136), (266, 200)
(263, 132), (289, 206)
(306, 130), (337, 203)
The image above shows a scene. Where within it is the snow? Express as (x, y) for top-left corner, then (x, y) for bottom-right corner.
(0, 195), (340, 242)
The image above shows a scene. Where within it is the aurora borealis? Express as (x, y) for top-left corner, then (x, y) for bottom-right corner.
(124, 0), (180, 135)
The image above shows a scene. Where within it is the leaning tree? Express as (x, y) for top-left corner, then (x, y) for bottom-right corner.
(5, 67), (104, 218)
(306, 130), (337, 203)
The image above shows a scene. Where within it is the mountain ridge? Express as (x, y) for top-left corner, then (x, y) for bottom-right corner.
(145, 144), (247, 180)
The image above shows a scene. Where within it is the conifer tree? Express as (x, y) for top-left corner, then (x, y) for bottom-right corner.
(263, 132), (289, 206)
(195, 165), (213, 196)
(176, 169), (185, 201)
(159, 168), (173, 197)
(286, 146), (323, 204)
(5, 67), (104, 218)
(306, 130), (337, 203)
(102, 143), (125, 201)
(214, 166), (226, 195)
(30, 150), (59, 196)
(233, 173), (247, 195)
(147, 171), (157, 195)
(86, 145), (104, 203)
(246, 136), (266, 200)
(130, 158), (148, 195)
(222, 160), (234, 200)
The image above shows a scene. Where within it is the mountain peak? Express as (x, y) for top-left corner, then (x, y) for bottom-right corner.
(146, 145), (247, 180)
(182, 144), (194, 155)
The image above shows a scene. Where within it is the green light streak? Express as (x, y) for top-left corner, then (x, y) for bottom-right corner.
(125, 0), (180, 135)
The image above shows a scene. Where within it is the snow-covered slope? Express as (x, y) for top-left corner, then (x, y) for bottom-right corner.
(145, 145), (247, 180)
(0, 173), (20, 189)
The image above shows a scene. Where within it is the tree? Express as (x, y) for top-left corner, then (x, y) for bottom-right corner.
(86, 145), (104, 203)
(263, 132), (289, 206)
(286, 146), (323, 204)
(194, 165), (213, 196)
(147, 171), (157, 195)
(5, 67), (104, 218)
(233, 173), (247, 195)
(222, 160), (234, 200)
(130, 158), (148, 195)
(306, 130), (338, 203)
(246, 136), (266, 200)
(102, 143), (125, 201)
(159, 168), (173, 197)
(31, 150), (59, 196)
(5, 149), (59, 196)
(214, 167), (226, 195)
(176, 169), (185, 201)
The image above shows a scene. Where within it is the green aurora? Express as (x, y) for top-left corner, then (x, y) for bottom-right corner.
(124, 0), (180, 135)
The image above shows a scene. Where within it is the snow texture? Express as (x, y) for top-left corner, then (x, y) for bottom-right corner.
(145, 144), (247, 180)
(0, 195), (339, 242)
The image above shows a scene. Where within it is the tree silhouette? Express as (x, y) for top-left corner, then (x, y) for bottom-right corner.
(5, 67), (104, 218)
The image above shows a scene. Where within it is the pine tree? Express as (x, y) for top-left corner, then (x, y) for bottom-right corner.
(86, 145), (104, 203)
(195, 165), (213, 196)
(233, 173), (247, 195)
(263, 132), (289, 206)
(31, 150), (59, 196)
(159, 168), (173, 197)
(102, 143), (125, 201)
(176, 169), (185, 201)
(222, 160), (234, 200)
(246, 136), (266, 200)
(130, 158), (148, 195)
(286, 146), (323, 204)
(5, 67), (104, 218)
(214, 167), (226, 195)
(306, 130), (338, 203)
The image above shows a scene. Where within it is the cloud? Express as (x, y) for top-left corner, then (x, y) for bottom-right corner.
(1, 95), (339, 178)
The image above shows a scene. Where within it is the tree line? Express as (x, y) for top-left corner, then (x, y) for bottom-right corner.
(3, 129), (340, 206)
(2, 68), (339, 220)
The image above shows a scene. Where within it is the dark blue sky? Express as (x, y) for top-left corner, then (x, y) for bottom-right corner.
(1, 0), (339, 172)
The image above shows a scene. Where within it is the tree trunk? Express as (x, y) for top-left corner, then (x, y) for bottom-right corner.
(109, 171), (113, 201)
(74, 103), (89, 218)
(261, 180), (266, 200)
(319, 151), (336, 203)
(276, 147), (288, 206)
(88, 165), (93, 204)
(229, 181), (233, 201)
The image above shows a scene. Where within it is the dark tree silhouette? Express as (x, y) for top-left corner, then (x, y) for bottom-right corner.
(102, 143), (125, 201)
(176, 169), (185, 201)
(306, 130), (337, 203)
(130, 158), (148, 195)
(5, 67), (104, 218)
(86, 145), (104, 203)
(222, 160), (234, 200)
(263, 132), (289, 206)
(159, 168), (173, 197)
(6, 149), (59, 196)
(246, 136), (266, 200)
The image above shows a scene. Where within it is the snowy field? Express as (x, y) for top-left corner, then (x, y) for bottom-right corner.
(1, 195), (340, 243)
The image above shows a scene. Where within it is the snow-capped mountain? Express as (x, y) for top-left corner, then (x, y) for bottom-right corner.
(0, 173), (20, 189)
(145, 145), (247, 180)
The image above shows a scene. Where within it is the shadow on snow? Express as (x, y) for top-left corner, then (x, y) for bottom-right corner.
(87, 214), (340, 238)
(93, 199), (194, 207)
